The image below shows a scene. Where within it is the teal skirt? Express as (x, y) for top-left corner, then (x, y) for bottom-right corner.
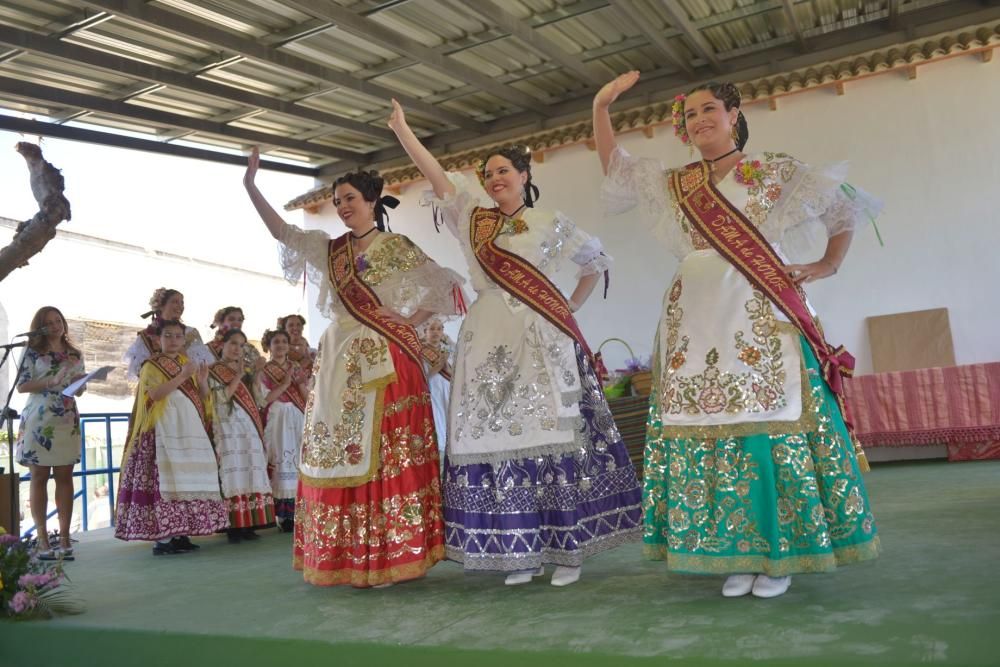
(643, 337), (880, 576)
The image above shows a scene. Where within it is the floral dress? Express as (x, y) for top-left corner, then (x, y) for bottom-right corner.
(15, 350), (84, 467)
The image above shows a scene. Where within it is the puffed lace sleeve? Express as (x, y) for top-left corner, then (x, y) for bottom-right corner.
(123, 335), (150, 381)
(420, 172), (482, 237)
(555, 211), (613, 279)
(601, 145), (668, 217)
(275, 222), (338, 319)
(373, 235), (467, 319)
(765, 158), (883, 261)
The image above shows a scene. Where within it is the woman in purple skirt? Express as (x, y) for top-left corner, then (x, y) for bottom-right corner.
(389, 100), (642, 587)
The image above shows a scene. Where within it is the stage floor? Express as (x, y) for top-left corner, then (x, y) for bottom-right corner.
(2, 460), (999, 667)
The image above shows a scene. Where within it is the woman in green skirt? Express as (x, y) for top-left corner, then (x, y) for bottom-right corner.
(593, 73), (881, 598)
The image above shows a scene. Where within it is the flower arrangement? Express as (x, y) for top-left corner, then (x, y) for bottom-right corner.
(0, 528), (81, 620)
(733, 159), (766, 187)
(671, 94), (690, 145)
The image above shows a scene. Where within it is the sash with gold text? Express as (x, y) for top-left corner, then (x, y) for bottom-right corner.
(669, 161), (867, 468)
(469, 207), (595, 364)
(328, 234), (442, 375)
(209, 362), (265, 441)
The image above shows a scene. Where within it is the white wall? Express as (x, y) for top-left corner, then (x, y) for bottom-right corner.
(303, 54), (999, 373)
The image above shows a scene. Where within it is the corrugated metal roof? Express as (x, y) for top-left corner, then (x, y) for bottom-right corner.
(0, 0), (993, 177)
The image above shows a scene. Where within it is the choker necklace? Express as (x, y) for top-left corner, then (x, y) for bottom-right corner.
(350, 226), (377, 240)
(703, 147), (740, 173)
(499, 204), (526, 219)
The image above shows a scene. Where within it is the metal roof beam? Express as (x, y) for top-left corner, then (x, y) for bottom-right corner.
(0, 75), (354, 160)
(782, 1), (809, 52)
(0, 114), (319, 176)
(657, 1), (724, 73)
(887, 0), (901, 30)
(606, 0), (695, 77)
(76, 0), (483, 132)
(462, 3), (603, 86)
(280, 0), (552, 115)
(360, 1), (1000, 169)
(0, 24), (395, 142)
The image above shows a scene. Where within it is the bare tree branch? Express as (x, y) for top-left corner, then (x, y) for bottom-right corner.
(0, 142), (71, 281)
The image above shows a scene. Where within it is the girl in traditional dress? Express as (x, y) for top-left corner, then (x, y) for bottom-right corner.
(15, 306), (86, 560)
(115, 320), (228, 555)
(277, 314), (316, 370)
(207, 306), (262, 368)
(243, 147), (464, 588)
(258, 328), (308, 533)
(208, 328), (275, 542)
(123, 288), (213, 381)
(593, 73), (880, 598)
(388, 100), (643, 587)
(420, 317), (452, 467)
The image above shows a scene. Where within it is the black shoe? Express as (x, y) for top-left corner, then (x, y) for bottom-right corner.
(241, 529), (260, 541)
(280, 519), (294, 533)
(153, 541), (183, 556)
(171, 536), (199, 552)
(226, 528), (242, 544)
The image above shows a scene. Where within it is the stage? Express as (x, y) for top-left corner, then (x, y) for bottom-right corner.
(2, 461), (998, 667)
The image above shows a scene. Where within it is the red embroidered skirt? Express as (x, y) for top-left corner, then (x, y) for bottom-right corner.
(292, 342), (445, 587)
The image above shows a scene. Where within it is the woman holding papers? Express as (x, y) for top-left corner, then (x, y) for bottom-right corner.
(15, 306), (86, 560)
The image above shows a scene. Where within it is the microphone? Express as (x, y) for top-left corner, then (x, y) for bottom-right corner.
(14, 326), (49, 338)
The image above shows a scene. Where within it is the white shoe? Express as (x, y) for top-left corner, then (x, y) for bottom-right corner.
(550, 566), (581, 587)
(722, 574), (757, 597)
(372, 582), (394, 589)
(752, 575), (791, 598)
(504, 566), (544, 586)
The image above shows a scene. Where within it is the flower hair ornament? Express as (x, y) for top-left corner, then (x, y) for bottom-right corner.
(671, 94), (690, 146)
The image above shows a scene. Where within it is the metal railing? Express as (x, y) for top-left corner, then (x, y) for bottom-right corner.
(15, 412), (128, 538)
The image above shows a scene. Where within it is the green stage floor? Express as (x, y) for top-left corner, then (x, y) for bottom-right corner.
(2, 460), (999, 667)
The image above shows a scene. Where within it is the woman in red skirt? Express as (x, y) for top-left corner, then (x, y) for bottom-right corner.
(243, 148), (464, 588)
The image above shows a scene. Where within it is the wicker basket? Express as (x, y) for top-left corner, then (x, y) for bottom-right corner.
(597, 338), (651, 397)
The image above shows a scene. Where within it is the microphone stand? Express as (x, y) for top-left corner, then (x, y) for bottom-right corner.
(1, 339), (28, 535)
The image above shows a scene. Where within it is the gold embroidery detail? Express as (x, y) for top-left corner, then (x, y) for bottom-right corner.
(358, 235), (428, 286)
(300, 339), (395, 487)
(661, 291), (789, 417)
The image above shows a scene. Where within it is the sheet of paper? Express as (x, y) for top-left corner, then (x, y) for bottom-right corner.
(62, 366), (115, 397)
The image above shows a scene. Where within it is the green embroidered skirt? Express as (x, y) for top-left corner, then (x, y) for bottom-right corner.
(643, 337), (880, 576)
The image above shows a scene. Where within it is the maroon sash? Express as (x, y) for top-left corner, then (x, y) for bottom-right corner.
(261, 361), (306, 414)
(209, 362), (265, 441)
(146, 354), (213, 439)
(669, 161), (867, 469)
(470, 207), (595, 364)
(328, 234), (444, 375)
(137, 329), (160, 356)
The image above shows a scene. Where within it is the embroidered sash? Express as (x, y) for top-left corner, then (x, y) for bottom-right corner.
(209, 363), (265, 440)
(469, 206), (594, 364)
(146, 354), (212, 438)
(138, 329), (160, 356)
(328, 234), (441, 374)
(669, 161), (867, 468)
(261, 361), (306, 414)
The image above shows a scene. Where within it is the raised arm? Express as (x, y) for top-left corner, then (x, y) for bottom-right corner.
(243, 146), (287, 240)
(386, 99), (455, 199)
(592, 71), (640, 175)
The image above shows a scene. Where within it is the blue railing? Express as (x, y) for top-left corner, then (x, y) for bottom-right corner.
(17, 412), (128, 538)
